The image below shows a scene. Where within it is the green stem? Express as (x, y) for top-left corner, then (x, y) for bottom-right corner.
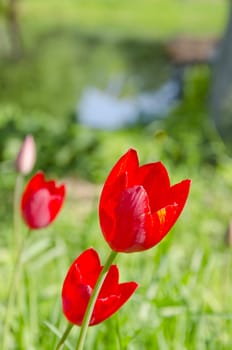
(2, 174), (24, 349)
(75, 250), (118, 350)
(13, 173), (23, 250)
(2, 228), (30, 350)
(55, 323), (73, 350)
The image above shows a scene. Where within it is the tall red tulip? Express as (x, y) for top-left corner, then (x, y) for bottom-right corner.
(99, 149), (191, 253)
(62, 248), (138, 326)
(21, 172), (66, 229)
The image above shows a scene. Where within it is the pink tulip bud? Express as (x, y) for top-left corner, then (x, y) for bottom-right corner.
(16, 135), (36, 175)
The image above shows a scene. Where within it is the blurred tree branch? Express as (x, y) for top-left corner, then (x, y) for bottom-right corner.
(0, 0), (22, 59)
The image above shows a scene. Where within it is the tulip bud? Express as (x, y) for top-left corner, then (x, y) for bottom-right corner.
(16, 135), (36, 175)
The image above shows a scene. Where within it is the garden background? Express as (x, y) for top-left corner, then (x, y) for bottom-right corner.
(1, 0), (232, 349)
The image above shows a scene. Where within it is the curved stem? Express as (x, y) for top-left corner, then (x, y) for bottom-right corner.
(75, 250), (118, 350)
(55, 323), (73, 350)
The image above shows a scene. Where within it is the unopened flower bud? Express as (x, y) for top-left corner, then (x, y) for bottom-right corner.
(16, 135), (36, 175)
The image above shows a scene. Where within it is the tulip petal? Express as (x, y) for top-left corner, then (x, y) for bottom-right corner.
(68, 248), (101, 288)
(99, 149), (138, 208)
(109, 186), (154, 252)
(169, 179), (191, 219)
(62, 249), (102, 325)
(91, 281), (138, 325)
(102, 149), (138, 189)
(99, 173), (127, 240)
(134, 162), (170, 212)
(116, 282), (139, 310)
(142, 204), (178, 248)
(22, 188), (51, 228)
(49, 184), (66, 222)
(62, 283), (92, 326)
(147, 179), (191, 244)
(90, 295), (120, 325)
(98, 265), (119, 298)
(16, 135), (36, 175)
(21, 172), (45, 210)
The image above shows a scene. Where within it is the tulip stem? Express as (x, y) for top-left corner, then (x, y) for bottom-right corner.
(13, 173), (23, 249)
(2, 228), (30, 350)
(55, 323), (73, 350)
(75, 250), (118, 350)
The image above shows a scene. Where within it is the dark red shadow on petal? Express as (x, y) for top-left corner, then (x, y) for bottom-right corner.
(109, 186), (153, 252)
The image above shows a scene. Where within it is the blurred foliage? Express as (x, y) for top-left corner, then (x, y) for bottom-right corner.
(21, 0), (228, 40)
(0, 0), (228, 182)
(0, 61), (227, 182)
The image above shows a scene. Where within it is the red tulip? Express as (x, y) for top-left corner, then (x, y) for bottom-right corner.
(62, 248), (138, 326)
(21, 172), (66, 229)
(99, 149), (191, 253)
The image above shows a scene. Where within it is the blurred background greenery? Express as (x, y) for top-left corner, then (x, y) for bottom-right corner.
(1, 0), (232, 349)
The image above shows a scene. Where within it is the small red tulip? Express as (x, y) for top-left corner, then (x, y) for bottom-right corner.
(62, 248), (138, 326)
(99, 149), (191, 253)
(21, 172), (66, 229)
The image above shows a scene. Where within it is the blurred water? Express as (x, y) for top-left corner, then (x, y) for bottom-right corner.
(77, 70), (184, 129)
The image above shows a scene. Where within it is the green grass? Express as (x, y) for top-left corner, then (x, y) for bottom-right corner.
(1, 155), (232, 349)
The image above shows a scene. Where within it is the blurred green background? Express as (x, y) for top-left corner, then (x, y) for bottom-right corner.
(1, 0), (232, 349)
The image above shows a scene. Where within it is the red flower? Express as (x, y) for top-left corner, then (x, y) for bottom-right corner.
(21, 172), (66, 229)
(62, 248), (138, 326)
(99, 149), (191, 253)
